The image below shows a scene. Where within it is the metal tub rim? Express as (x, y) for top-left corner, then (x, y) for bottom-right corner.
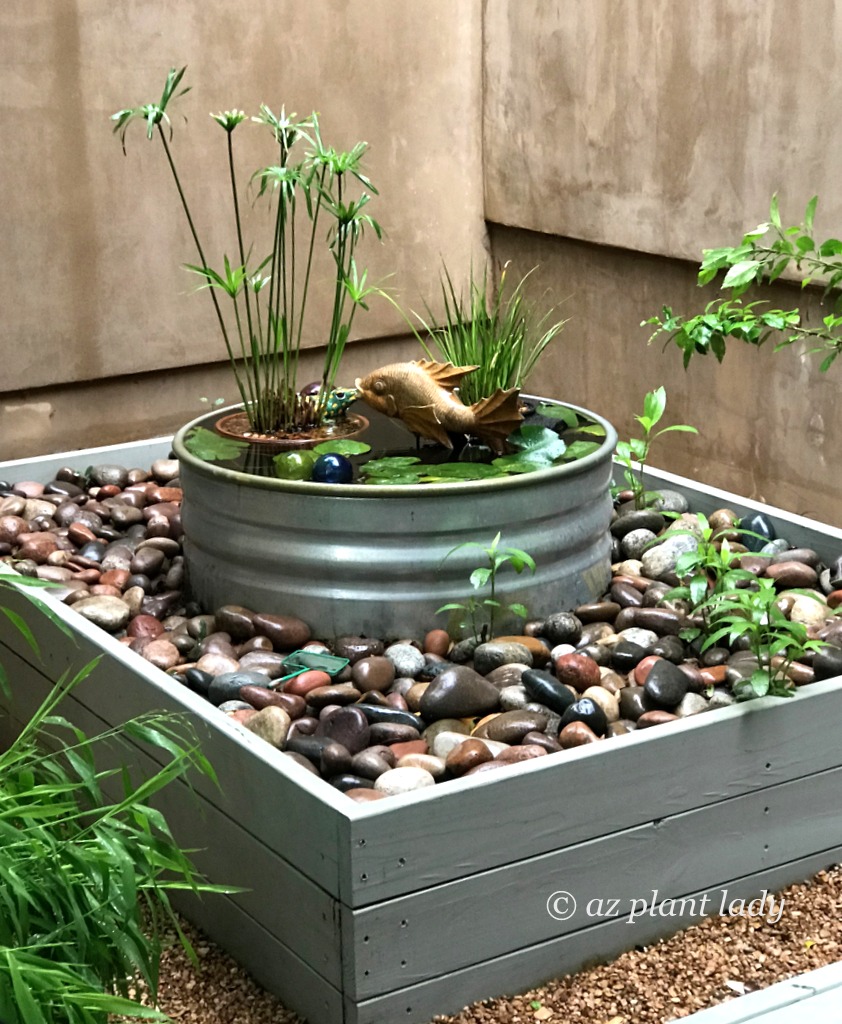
(171, 397), (618, 497)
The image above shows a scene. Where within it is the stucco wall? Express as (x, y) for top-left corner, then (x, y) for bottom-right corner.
(1, 0), (485, 456)
(484, 0), (842, 524)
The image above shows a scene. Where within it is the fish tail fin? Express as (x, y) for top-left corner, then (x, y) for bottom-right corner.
(469, 388), (523, 453)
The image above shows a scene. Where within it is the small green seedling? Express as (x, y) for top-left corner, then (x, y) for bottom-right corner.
(665, 513), (759, 634)
(615, 386), (698, 509)
(700, 577), (827, 700)
(437, 532), (536, 642)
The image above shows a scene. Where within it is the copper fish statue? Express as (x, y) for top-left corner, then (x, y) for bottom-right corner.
(355, 360), (522, 453)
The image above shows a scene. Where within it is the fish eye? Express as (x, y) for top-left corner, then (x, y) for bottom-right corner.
(373, 380), (387, 394)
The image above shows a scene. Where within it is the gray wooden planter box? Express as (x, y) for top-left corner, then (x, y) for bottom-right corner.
(2, 438), (842, 1024)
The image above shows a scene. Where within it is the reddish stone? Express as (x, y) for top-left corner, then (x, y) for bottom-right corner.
(345, 788), (387, 802)
(495, 744), (547, 763)
(89, 585), (123, 598)
(239, 686), (306, 718)
(388, 739), (428, 759)
(424, 629), (451, 657)
(283, 670), (333, 697)
(446, 738), (493, 776)
(126, 614), (165, 639)
(699, 665), (728, 687)
(554, 652), (601, 692)
(632, 654), (662, 686)
(99, 569), (130, 590)
(147, 486), (183, 504)
(67, 522), (97, 546)
(636, 710), (680, 728)
(558, 721), (599, 748)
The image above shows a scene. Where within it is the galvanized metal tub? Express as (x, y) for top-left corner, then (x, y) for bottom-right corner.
(171, 400), (617, 638)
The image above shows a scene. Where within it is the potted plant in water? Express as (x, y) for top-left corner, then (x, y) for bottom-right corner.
(113, 67), (381, 446)
(110, 67), (617, 637)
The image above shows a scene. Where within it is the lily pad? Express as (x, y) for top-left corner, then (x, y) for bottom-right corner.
(563, 440), (602, 461)
(575, 423), (607, 438)
(507, 424), (567, 460)
(419, 463), (506, 482)
(184, 427), (248, 461)
(535, 403), (580, 429)
(493, 451), (559, 473)
(313, 439), (371, 456)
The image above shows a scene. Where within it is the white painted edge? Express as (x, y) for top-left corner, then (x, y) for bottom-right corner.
(0, 435), (176, 471)
(671, 960), (842, 1022)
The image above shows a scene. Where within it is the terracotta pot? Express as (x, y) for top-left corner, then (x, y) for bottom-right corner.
(214, 410), (369, 450)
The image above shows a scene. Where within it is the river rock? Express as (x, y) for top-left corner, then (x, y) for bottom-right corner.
(560, 698), (608, 737)
(374, 766), (436, 796)
(558, 721), (600, 748)
(641, 533), (698, 581)
(541, 611), (583, 646)
(244, 706), (291, 748)
(214, 604), (256, 641)
(521, 668), (576, 714)
(621, 529), (659, 560)
(446, 737), (494, 775)
(419, 666), (500, 719)
(385, 643), (426, 678)
(140, 638), (180, 671)
(554, 652), (601, 692)
(580, 685), (619, 723)
(787, 593), (828, 627)
(318, 706), (371, 755)
(249, 612), (311, 651)
(643, 658), (688, 707)
(352, 655), (396, 692)
(475, 709), (549, 743)
(71, 595), (131, 632)
(473, 641), (533, 675)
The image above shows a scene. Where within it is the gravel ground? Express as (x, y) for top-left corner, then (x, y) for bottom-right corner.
(121, 864), (842, 1024)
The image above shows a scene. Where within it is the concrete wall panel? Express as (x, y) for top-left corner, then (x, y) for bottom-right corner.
(1, 1), (485, 436)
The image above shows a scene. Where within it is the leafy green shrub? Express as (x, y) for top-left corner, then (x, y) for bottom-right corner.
(645, 195), (842, 372)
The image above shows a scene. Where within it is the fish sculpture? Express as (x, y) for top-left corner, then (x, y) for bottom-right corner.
(355, 360), (522, 453)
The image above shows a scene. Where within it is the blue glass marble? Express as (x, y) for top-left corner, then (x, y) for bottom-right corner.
(312, 453), (354, 484)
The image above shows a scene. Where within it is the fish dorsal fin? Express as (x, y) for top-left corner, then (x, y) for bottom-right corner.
(413, 360), (479, 390)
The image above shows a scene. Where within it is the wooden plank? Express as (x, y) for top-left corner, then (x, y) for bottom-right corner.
(0, 642), (345, 988)
(344, 765), (842, 998)
(0, 581), (351, 898)
(0, 436), (175, 480)
(346, 678), (842, 904)
(174, 885), (345, 1024)
(346, 846), (842, 1024)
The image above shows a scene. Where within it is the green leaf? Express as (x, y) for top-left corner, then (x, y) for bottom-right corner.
(470, 567), (492, 589)
(722, 260), (761, 289)
(313, 439), (371, 456)
(642, 386), (666, 427)
(420, 463), (504, 481)
(805, 195), (818, 233)
(563, 440), (601, 461)
(508, 424), (564, 452)
(770, 193), (782, 229)
(576, 423), (607, 437)
(183, 427), (248, 461)
(535, 403), (579, 428)
(508, 603), (529, 618)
